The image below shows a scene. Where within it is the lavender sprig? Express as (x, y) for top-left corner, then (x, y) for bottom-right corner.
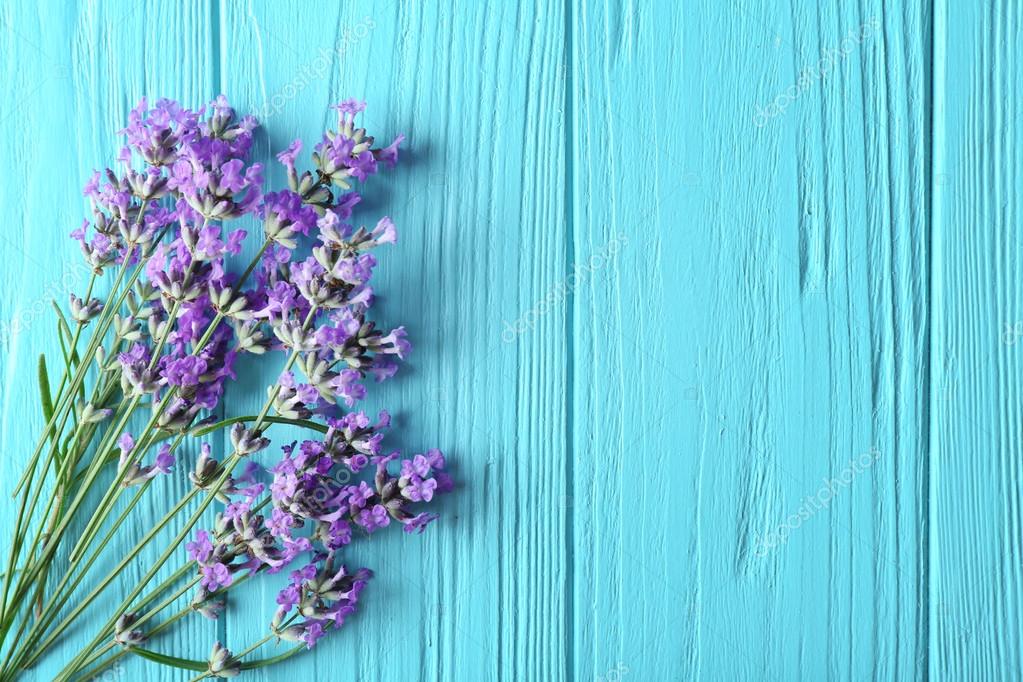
(0, 97), (448, 682)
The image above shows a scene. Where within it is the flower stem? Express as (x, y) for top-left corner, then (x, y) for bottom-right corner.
(53, 308), (317, 680)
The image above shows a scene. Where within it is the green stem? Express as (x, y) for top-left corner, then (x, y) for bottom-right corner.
(56, 308), (317, 680)
(2, 216), (161, 633)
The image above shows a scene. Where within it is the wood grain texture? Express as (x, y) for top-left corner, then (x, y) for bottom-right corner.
(0, 0), (1018, 680)
(931, 0), (1023, 678)
(571, 0), (932, 679)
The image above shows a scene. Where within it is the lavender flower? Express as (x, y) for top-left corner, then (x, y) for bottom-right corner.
(169, 100), (451, 655)
(0, 93), (450, 681)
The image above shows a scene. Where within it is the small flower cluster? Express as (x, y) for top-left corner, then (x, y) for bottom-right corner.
(272, 556), (371, 649)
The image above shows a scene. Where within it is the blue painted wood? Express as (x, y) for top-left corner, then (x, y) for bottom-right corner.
(0, 0), (1017, 680)
(931, 0), (1023, 678)
(572, 1), (932, 679)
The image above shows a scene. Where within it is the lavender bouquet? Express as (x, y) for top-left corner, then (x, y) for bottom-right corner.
(0, 96), (450, 680)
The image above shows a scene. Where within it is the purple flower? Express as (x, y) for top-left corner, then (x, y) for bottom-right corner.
(262, 190), (318, 244)
(200, 562), (233, 591)
(328, 369), (366, 407)
(376, 134), (405, 169)
(225, 501), (250, 520)
(220, 159), (246, 193)
(276, 584), (300, 611)
(370, 216), (397, 245)
(291, 563), (318, 584)
(402, 454), (431, 479)
(186, 530), (213, 564)
(347, 482), (374, 508)
(333, 99), (366, 117)
(280, 536), (312, 564)
(267, 508), (295, 537)
(327, 520), (353, 548)
(404, 476), (437, 503)
(154, 444), (176, 474)
(369, 358), (399, 382)
(377, 327), (411, 359)
(276, 139), (302, 173)
(117, 433), (135, 457)
(301, 621), (325, 649)
(403, 512), (439, 535)
(226, 228), (246, 255)
(163, 356), (208, 388)
(356, 504), (390, 532)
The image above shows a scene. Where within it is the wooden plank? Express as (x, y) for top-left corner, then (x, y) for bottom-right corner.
(931, 0), (1023, 678)
(571, 0), (932, 679)
(219, 1), (568, 679)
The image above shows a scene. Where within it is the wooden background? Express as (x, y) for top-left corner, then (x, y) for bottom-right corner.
(0, 0), (1019, 679)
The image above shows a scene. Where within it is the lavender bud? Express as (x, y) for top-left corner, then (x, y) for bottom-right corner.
(134, 280), (160, 302)
(264, 220), (299, 250)
(156, 399), (199, 432)
(80, 402), (112, 424)
(113, 612), (147, 648)
(207, 641), (241, 678)
(272, 321), (315, 350)
(272, 386), (312, 420)
(295, 171), (317, 196)
(120, 364), (159, 397)
(190, 448), (222, 487)
(147, 316), (170, 340)
(230, 423), (270, 456)
(192, 595), (226, 620)
(126, 168), (169, 202)
(275, 624), (306, 643)
(113, 314), (142, 342)
(233, 321), (269, 354)
(69, 294), (103, 324)
(209, 285), (250, 319)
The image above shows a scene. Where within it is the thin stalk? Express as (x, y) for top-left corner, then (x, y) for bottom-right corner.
(2, 217), (161, 629)
(67, 285), (189, 564)
(11, 212), (152, 497)
(36, 433), (188, 636)
(56, 308), (316, 679)
(0, 482), (152, 674)
(7, 238), (282, 676)
(47, 271), (97, 409)
(68, 240), (260, 565)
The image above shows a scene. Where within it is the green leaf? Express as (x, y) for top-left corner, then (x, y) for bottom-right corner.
(240, 643), (304, 669)
(52, 301), (85, 401)
(130, 648), (207, 672)
(38, 354), (61, 458)
(191, 415), (328, 438)
(38, 354), (54, 425)
(130, 643), (304, 672)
